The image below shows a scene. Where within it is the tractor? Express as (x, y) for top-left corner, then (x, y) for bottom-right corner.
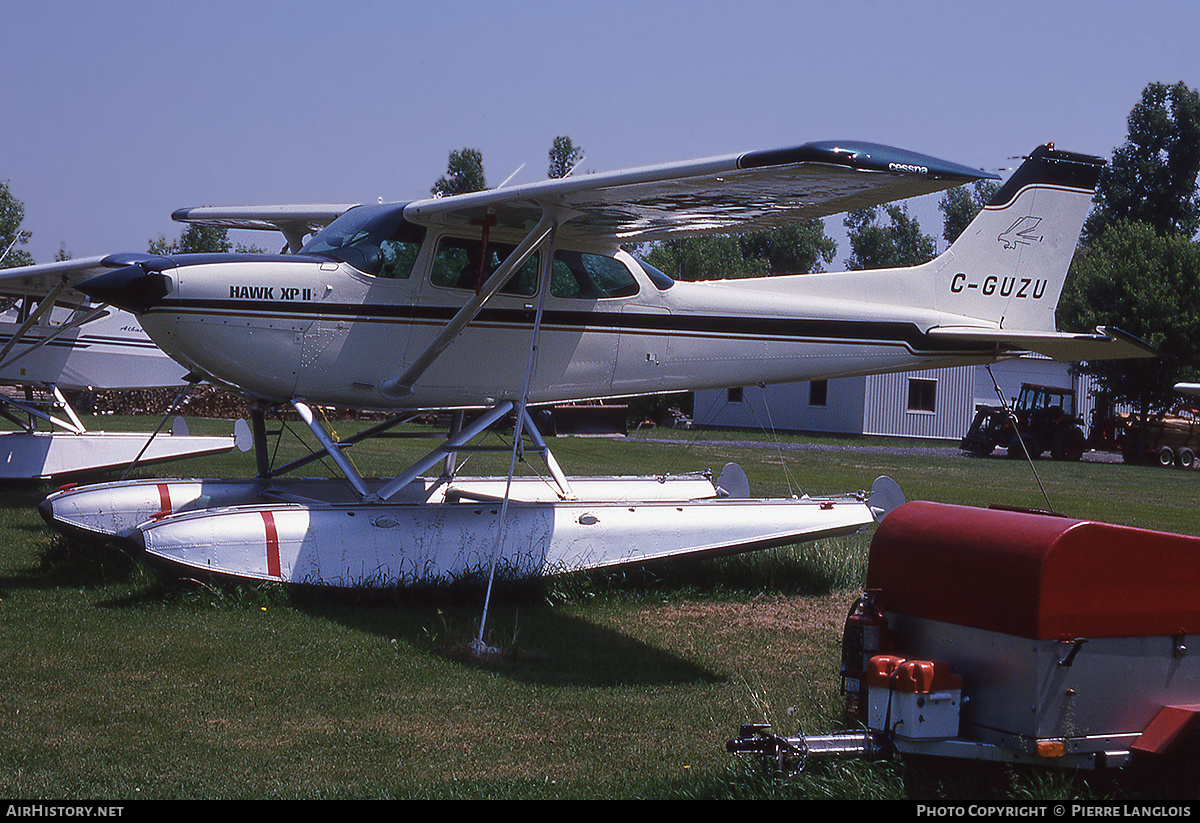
(959, 383), (1087, 460)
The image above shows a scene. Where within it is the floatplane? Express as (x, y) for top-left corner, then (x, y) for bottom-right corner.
(0, 256), (242, 480)
(21, 140), (1152, 592)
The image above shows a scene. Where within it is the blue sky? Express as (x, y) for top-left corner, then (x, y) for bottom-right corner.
(3, 0), (1198, 264)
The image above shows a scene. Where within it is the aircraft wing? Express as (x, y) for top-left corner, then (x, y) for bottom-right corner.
(0, 255), (120, 300)
(928, 325), (1157, 362)
(171, 204), (358, 252)
(0, 204), (356, 297)
(402, 140), (998, 243)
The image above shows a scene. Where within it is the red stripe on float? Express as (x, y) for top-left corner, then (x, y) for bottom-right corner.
(261, 511), (281, 578)
(155, 483), (172, 519)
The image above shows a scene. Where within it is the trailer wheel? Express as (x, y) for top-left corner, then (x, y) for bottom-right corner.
(1178, 447), (1195, 469)
(1158, 446), (1175, 467)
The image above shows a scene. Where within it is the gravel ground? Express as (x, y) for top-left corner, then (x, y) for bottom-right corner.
(630, 434), (1128, 463)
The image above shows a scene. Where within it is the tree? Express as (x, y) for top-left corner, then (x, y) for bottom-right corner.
(548, 136), (583, 179)
(642, 221), (836, 282)
(149, 224), (264, 255)
(1083, 81), (1200, 242)
(842, 203), (935, 270)
(150, 224), (230, 255)
(1, 181), (34, 268)
(939, 179), (1000, 246)
(644, 234), (766, 281)
(736, 222), (836, 275)
(1059, 219), (1200, 417)
(431, 148), (487, 197)
(1058, 82), (1200, 460)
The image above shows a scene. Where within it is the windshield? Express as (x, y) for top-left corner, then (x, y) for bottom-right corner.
(301, 204), (425, 277)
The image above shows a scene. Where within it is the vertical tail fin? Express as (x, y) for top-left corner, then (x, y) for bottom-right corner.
(935, 144), (1104, 332)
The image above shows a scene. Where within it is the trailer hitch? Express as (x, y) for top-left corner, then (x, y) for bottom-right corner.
(726, 723), (884, 776)
(727, 724), (808, 775)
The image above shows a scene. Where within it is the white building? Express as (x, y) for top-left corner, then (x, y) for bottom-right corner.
(693, 356), (1105, 442)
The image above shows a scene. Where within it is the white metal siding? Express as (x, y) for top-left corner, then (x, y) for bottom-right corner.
(693, 377), (867, 434)
(862, 366), (976, 440)
(692, 360), (1114, 442)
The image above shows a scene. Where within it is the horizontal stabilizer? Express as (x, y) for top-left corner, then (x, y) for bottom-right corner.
(928, 325), (1156, 362)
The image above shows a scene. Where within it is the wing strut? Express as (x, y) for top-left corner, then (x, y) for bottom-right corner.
(0, 383), (88, 435)
(0, 284), (67, 364)
(379, 210), (556, 398)
(0, 302), (111, 371)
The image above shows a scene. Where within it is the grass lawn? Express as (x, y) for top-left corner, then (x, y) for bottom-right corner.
(1, 415), (1197, 799)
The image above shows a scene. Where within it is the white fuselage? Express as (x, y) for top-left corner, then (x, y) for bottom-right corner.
(135, 233), (995, 410)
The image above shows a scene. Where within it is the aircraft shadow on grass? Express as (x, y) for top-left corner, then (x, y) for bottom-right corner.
(296, 597), (725, 688)
(17, 534), (722, 688)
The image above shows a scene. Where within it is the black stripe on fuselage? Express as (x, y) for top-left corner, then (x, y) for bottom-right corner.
(0, 333), (163, 353)
(145, 299), (999, 356)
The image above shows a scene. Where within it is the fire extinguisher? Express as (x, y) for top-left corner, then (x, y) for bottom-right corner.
(840, 588), (890, 723)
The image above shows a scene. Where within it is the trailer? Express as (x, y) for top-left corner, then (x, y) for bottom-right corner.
(1115, 406), (1200, 468)
(727, 501), (1200, 793)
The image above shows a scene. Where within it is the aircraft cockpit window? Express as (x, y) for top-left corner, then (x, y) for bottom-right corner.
(301, 205), (425, 278)
(431, 237), (539, 296)
(634, 257), (676, 290)
(378, 223), (425, 279)
(550, 252), (639, 299)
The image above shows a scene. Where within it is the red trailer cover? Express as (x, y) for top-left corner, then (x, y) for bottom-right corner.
(865, 501), (1200, 640)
